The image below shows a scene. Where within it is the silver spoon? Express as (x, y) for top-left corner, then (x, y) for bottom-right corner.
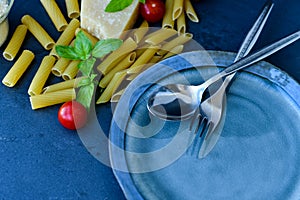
(147, 30), (300, 120)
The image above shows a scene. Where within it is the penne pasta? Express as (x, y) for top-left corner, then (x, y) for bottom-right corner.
(163, 45), (184, 59)
(50, 18), (80, 58)
(127, 46), (159, 75)
(135, 43), (150, 57)
(28, 56), (56, 96)
(162, 0), (174, 29)
(30, 88), (76, 110)
(62, 60), (80, 80)
(21, 15), (55, 50)
(177, 12), (186, 35)
(133, 20), (149, 44)
(43, 77), (85, 93)
(145, 28), (177, 45)
(172, 0), (184, 20)
(99, 52), (136, 88)
(110, 88), (125, 103)
(97, 37), (137, 75)
(185, 0), (199, 23)
(75, 28), (99, 45)
(40, 0), (68, 32)
(2, 50), (35, 87)
(51, 57), (71, 77)
(3, 25), (28, 61)
(157, 33), (192, 56)
(65, 0), (80, 19)
(96, 70), (127, 104)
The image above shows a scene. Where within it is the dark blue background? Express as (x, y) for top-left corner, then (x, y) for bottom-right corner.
(0, 0), (299, 199)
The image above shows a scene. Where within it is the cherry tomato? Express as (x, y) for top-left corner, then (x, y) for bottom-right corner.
(140, 0), (166, 23)
(58, 101), (88, 130)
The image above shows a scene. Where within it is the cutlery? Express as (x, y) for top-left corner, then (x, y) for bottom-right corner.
(147, 29), (300, 121)
(195, 1), (274, 158)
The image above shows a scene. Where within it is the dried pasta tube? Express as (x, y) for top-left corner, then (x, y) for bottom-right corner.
(111, 88), (125, 103)
(40, 0), (68, 31)
(28, 56), (56, 96)
(96, 70), (127, 104)
(163, 45), (184, 59)
(50, 18), (80, 58)
(97, 37), (137, 75)
(162, 0), (174, 29)
(127, 46), (159, 75)
(172, 0), (184, 20)
(133, 20), (149, 44)
(51, 58), (71, 77)
(145, 28), (177, 45)
(157, 33), (192, 56)
(177, 12), (186, 35)
(30, 88), (76, 110)
(3, 25), (28, 61)
(99, 52), (136, 88)
(21, 15), (55, 50)
(62, 60), (80, 80)
(185, 0), (199, 22)
(43, 77), (85, 93)
(2, 50), (35, 87)
(65, 0), (80, 19)
(75, 28), (99, 45)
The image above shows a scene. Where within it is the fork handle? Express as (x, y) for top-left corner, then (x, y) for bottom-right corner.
(206, 30), (300, 85)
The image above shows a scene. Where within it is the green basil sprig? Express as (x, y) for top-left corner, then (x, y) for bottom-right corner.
(105, 0), (145, 13)
(56, 31), (123, 110)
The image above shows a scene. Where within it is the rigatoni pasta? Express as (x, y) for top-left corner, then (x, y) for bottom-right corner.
(40, 0), (68, 32)
(127, 46), (159, 75)
(97, 37), (137, 75)
(157, 33), (192, 56)
(145, 28), (177, 45)
(62, 60), (80, 80)
(43, 77), (85, 93)
(96, 70), (127, 104)
(30, 88), (76, 110)
(163, 45), (184, 59)
(3, 25), (28, 61)
(21, 15), (55, 50)
(65, 0), (80, 19)
(50, 18), (80, 58)
(133, 20), (149, 44)
(51, 58), (71, 77)
(99, 52), (136, 88)
(2, 50), (35, 87)
(28, 56), (56, 96)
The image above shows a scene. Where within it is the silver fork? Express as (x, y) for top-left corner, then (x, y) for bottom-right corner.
(188, 1), (274, 158)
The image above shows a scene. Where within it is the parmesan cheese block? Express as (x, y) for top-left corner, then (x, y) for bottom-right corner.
(80, 0), (139, 39)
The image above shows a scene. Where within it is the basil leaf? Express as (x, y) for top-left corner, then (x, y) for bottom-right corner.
(79, 58), (96, 77)
(77, 77), (92, 88)
(76, 83), (95, 111)
(55, 45), (81, 60)
(105, 0), (133, 12)
(139, 0), (145, 3)
(74, 31), (93, 60)
(92, 39), (123, 58)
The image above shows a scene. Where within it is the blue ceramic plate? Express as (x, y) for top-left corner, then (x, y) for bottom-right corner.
(109, 51), (300, 200)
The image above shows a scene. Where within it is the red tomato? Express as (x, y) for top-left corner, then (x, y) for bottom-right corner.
(58, 101), (88, 130)
(140, 0), (166, 23)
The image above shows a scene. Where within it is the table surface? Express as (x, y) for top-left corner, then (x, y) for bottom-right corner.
(0, 0), (299, 199)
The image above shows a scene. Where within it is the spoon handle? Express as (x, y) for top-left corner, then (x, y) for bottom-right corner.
(205, 30), (300, 85)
